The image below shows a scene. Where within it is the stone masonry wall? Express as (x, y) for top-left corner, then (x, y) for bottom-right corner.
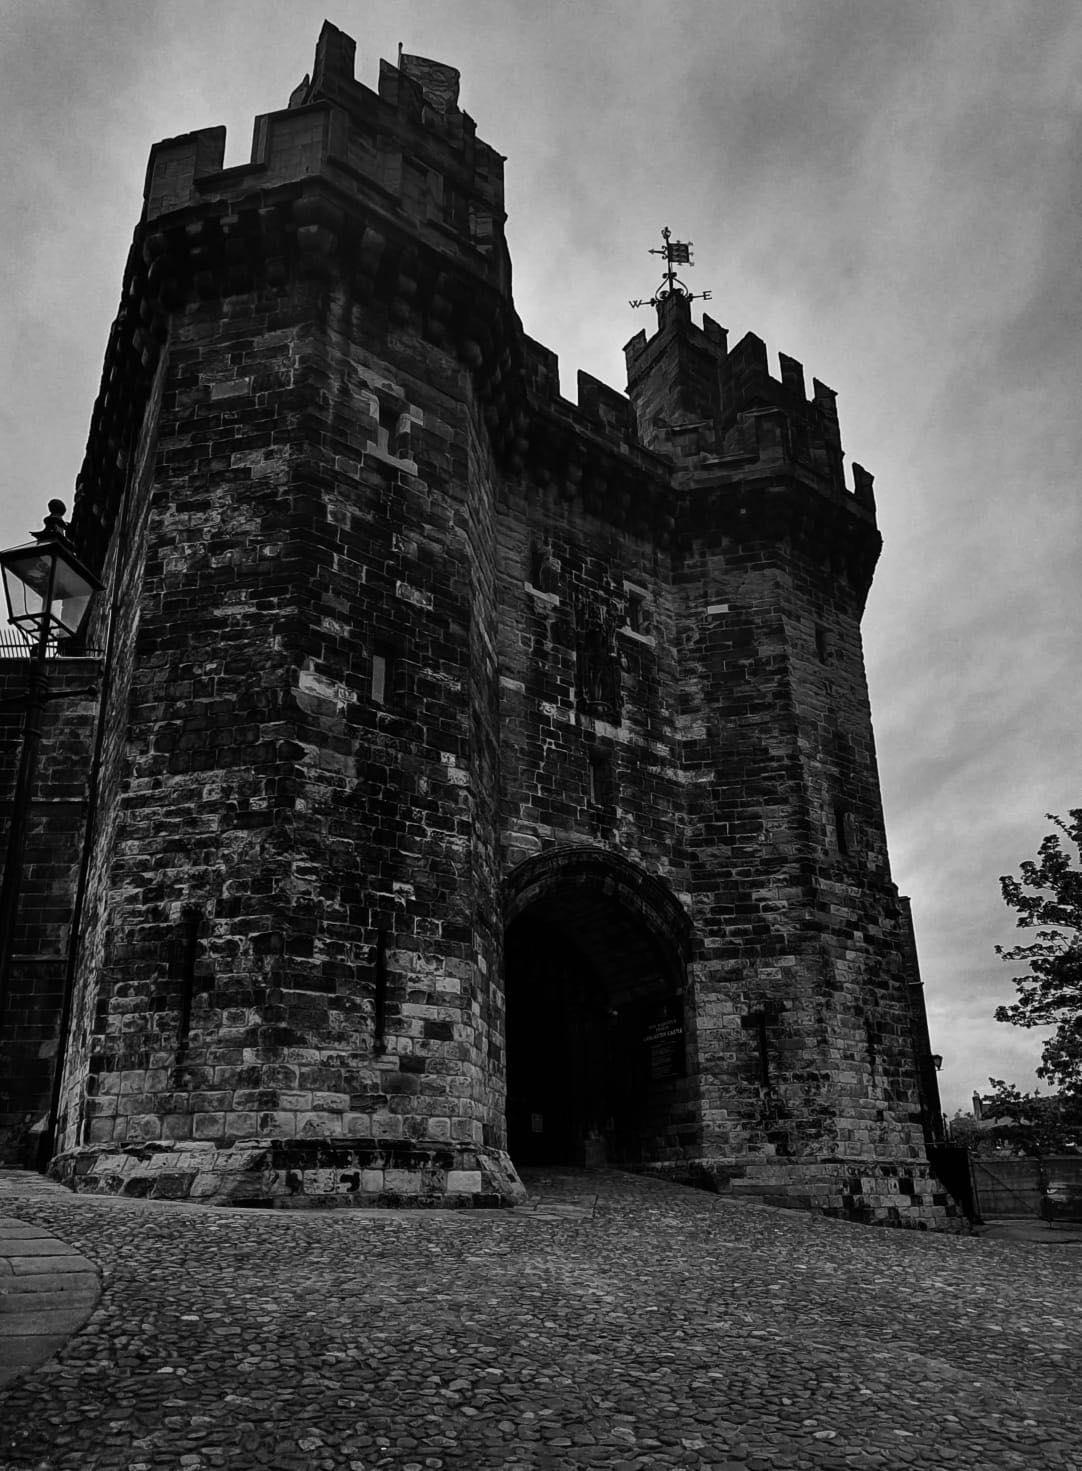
(496, 481), (682, 879)
(495, 468), (699, 1163)
(277, 280), (506, 1155)
(54, 262), (520, 1205)
(57, 353), (169, 1154)
(39, 24), (952, 1223)
(61, 288), (312, 1157)
(0, 657), (100, 1164)
(46, 24), (533, 1208)
(675, 496), (928, 1174)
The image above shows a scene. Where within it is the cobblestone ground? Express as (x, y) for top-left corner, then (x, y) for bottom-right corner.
(0, 1169), (1079, 1471)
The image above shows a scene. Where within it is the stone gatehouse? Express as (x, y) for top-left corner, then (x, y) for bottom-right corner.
(0, 23), (953, 1226)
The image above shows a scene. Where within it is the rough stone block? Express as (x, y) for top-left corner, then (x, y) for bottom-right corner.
(383, 1168), (422, 1195)
(161, 1114), (193, 1141)
(126, 1115), (163, 1142)
(297, 1113), (342, 1137)
(372, 1115), (404, 1140)
(193, 1112), (226, 1140)
(446, 1170), (482, 1194)
(189, 1172), (225, 1199)
(255, 1111), (296, 1138)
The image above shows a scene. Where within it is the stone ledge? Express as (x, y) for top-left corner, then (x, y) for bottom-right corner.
(49, 1139), (526, 1209)
(636, 1154), (965, 1232)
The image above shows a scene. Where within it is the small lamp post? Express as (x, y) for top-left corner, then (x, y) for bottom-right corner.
(0, 500), (101, 986)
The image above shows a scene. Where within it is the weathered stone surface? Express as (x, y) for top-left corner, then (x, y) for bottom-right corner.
(1, 23), (949, 1221)
(0, 660), (100, 1166)
(49, 1138), (525, 1209)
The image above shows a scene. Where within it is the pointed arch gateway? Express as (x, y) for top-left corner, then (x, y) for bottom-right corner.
(502, 847), (698, 1169)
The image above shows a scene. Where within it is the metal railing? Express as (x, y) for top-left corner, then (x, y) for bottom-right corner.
(0, 627), (102, 660)
(0, 626), (33, 658)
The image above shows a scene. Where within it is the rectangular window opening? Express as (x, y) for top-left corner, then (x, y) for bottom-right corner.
(371, 651), (390, 705)
(623, 581), (652, 637)
(588, 749), (615, 809)
(376, 402), (398, 455)
(402, 158), (430, 220)
(445, 185), (469, 233)
(815, 624), (830, 663)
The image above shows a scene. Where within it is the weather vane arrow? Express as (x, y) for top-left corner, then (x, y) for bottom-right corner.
(629, 226), (712, 310)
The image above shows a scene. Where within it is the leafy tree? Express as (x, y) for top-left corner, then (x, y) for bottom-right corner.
(946, 1111), (985, 1150)
(989, 810), (1082, 1152)
(981, 1080), (1080, 1156)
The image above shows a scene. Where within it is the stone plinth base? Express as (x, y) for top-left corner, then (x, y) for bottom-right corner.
(50, 1138), (527, 1209)
(637, 1155), (965, 1231)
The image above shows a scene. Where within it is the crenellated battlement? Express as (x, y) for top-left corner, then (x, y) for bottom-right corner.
(622, 290), (875, 509)
(73, 18), (875, 590)
(515, 335), (671, 541)
(520, 310), (875, 516)
(143, 20), (504, 252)
(521, 337), (635, 443)
(73, 25), (516, 576)
(719, 330), (839, 446)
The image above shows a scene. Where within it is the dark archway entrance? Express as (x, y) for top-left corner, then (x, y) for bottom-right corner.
(503, 849), (694, 1169)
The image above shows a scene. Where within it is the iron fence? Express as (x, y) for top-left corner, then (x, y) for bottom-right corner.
(0, 626), (33, 658)
(0, 627), (102, 660)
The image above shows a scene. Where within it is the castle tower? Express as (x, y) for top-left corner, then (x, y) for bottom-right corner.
(624, 293), (921, 1202)
(5, 25), (950, 1223)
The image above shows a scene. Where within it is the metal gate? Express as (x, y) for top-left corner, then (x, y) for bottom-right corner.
(970, 1157), (1044, 1218)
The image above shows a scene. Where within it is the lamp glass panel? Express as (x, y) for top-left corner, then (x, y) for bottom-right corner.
(49, 559), (95, 637)
(1, 549), (52, 629)
(0, 541), (98, 638)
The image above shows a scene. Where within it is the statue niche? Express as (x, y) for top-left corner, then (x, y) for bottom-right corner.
(530, 541), (561, 596)
(576, 615), (621, 721)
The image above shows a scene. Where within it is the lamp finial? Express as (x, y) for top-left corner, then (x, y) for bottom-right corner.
(35, 501), (70, 544)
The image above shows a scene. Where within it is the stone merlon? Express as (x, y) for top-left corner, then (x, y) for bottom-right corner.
(143, 20), (505, 243)
(79, 23), (875, 584)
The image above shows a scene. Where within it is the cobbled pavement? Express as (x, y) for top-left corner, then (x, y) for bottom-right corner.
(0, 1168), (1079, 1470)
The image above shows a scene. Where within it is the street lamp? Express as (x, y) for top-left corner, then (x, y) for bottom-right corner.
(0, 500), (101, 986)
(1, 509), (100, 653)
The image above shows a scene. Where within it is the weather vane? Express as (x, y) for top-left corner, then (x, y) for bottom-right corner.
(629, 226), (712, 310)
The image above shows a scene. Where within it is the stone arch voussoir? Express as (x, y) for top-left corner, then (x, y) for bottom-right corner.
(503, 845), (693, 972)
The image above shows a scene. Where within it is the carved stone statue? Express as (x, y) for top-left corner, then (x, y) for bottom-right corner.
(531, 542), (561, 595)
(577, 617), (621, 719)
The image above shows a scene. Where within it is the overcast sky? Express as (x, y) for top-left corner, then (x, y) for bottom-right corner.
(1, 1), (1078, 1116)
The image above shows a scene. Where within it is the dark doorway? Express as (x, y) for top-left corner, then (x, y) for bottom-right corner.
(504, 874), (689, 1169)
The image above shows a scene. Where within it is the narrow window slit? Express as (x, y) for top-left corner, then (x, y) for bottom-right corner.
(371, 651), (389, 705)
(373, 930), (389, 1054)
(742, 1009), (771, 1087)
(171, 907), (201, 1086)
(588, 749), (614, 809)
